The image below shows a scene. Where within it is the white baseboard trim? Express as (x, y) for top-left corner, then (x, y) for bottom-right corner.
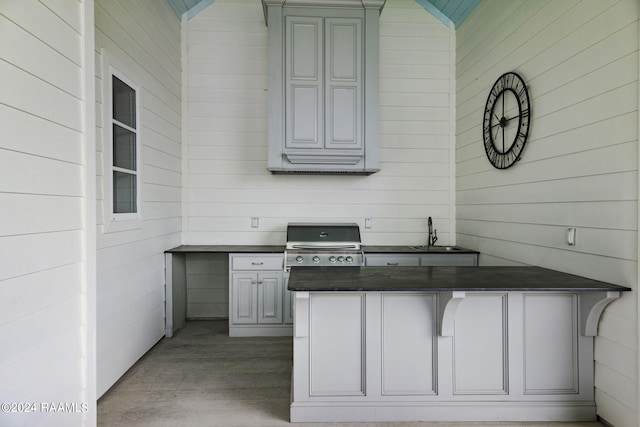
(229, 325), (293, 337)
(290, 400), (597, 423)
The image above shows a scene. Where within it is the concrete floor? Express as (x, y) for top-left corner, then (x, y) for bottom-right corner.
(97, 320), (605, 427)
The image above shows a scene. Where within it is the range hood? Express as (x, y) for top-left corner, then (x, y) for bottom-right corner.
(262, 0), (385, 175)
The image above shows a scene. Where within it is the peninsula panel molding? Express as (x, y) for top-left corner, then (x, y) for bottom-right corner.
(453, 293), (508, 395)
(381, 293), (437, 396)
(291, 291), (602, 422)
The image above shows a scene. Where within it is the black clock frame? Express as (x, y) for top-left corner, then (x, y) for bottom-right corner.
(482, 71), (531, 169)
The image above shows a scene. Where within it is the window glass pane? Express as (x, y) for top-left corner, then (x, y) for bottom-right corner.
(113, 171), (137, 214)
(113, 76), (136, 128)
(113, 124), (136, 170)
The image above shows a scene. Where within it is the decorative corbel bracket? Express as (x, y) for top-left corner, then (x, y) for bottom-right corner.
(438, 291), (466, 337)
(294, 292), (310, 338)
(580, 291), (621, 336)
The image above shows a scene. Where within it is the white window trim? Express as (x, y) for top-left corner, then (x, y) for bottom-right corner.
(101, 48), (142, 233)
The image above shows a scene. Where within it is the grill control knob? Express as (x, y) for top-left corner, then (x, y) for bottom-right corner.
(345, 256), (353, 263)
(328, 256), (337, 263)
(295, 256), (304, 263)
(337, 256), (345, 263)
(312, 256), (320, 263)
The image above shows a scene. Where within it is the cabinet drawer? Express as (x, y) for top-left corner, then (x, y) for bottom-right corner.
(365, 255), (420, 267)
(231, 255), (283, 271)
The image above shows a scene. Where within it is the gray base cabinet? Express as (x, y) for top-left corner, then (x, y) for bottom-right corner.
(365, 254), (420, 266)
(229, 254), (292, 336)
(365, 253), (478, 267)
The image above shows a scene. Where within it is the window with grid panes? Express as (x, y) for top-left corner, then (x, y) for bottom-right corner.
(111, 75), (138, 215)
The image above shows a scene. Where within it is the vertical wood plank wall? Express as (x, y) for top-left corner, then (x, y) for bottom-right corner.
(184, 0), (455, 247)
(455, 1), (638, 425)
(0, 1), (88, 425)
(94, 0), (182, 396)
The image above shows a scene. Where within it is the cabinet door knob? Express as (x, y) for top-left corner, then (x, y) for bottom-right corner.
(251, 280), (257, 285)
(257, 281), (263, 285)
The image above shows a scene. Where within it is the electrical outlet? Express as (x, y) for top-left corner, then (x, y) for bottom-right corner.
(365, 218), (372, 229)
(566, 228), (576, 246)
(251, 217), (259, 228)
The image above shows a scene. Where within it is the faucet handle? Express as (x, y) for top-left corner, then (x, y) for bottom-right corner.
(432, 229), (438, 245)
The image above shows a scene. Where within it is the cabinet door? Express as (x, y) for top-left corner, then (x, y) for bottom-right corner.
(257, 273), (283, 324)
(285, 16), (323, 150)
(325, 17), (362, 150)
(231, 273), (258, 324)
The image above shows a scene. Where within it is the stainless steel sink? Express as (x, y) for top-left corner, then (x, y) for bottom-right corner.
(409, 245), (462, 252)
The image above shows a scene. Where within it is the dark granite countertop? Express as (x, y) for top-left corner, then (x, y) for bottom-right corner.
(166, 245), (285, 253)
(287, 266), (631, 292)
(363, 245), (479, 254)
(166, 245), (478, 254)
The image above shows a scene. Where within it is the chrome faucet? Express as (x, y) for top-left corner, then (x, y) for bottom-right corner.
(427, 216), (437, 248)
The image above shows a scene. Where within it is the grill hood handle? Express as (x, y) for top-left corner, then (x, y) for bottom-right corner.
(288, 244), (360, 250)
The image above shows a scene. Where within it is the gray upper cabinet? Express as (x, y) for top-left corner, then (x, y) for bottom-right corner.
(262, 0), (385, 175)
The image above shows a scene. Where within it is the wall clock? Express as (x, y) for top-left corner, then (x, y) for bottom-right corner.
(482, 71), (531, 169)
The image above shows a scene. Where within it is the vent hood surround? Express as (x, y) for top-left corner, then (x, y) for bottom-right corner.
(262, 0), (386, 175)
(262, 0), (387, 20)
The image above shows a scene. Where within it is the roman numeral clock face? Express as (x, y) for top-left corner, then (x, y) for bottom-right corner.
(482, 72), (531, 169)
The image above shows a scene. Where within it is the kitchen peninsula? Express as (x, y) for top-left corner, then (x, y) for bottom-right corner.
(288, 265), (630, 423)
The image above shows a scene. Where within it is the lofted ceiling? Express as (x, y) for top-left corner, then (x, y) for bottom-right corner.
(165, 0), (481, 27)
(166, 0), (214, 19)
(415, 0), (482, 28)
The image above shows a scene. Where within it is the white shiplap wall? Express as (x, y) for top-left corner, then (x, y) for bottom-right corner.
(0, 1), (91, 425)
(184, 0), (455, 247)
(95, 0), (182, 396)
(456, 1), (638, 426)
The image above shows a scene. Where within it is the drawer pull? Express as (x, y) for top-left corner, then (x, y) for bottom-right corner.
(251, 262), (264, 265)
(387, 262), (399, 266)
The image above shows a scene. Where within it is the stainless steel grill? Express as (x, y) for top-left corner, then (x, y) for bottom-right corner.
(284, 223), (364, 269)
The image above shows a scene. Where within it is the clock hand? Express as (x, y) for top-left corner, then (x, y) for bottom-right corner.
(493, 123), (500, 144)
(502, 91), (505, 125)
(491, 114), (520, 129)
